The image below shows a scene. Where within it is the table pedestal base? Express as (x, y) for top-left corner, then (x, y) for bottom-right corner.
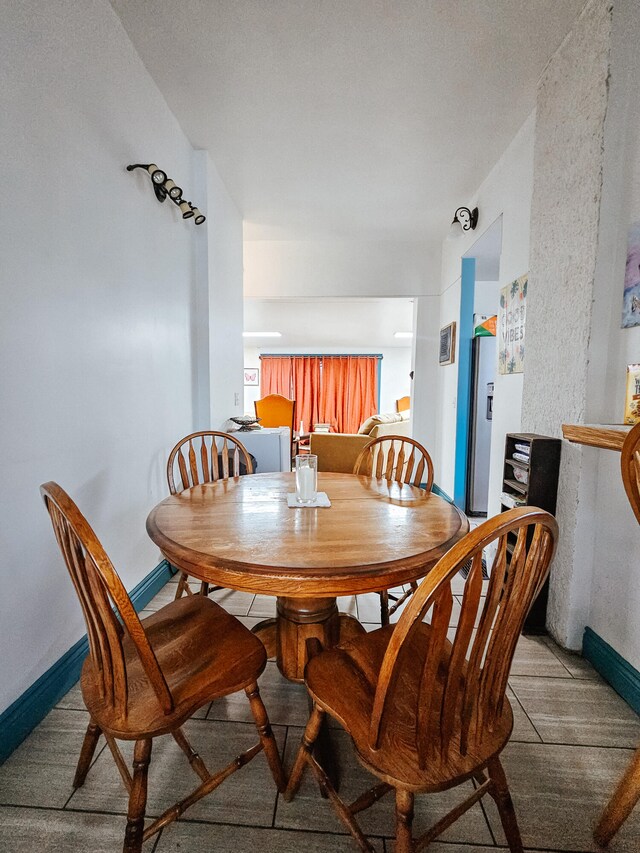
(252, 597), (366, 683)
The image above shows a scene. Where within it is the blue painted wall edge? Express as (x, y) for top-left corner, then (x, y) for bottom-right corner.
(0, 559), (174, 765)
(431, 483), (454, 503)
(453, 257), (476, 510)
(583, 626), (640, 715)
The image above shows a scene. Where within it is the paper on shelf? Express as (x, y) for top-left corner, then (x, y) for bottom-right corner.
(500, 491), (526, 509)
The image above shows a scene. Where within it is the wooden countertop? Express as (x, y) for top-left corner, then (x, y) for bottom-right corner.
(562, 423), (632, 452)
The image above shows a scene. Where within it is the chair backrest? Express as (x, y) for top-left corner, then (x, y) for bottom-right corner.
(353, 435), (434, 490)
(40, 482), (173, 719)
(396, 395), (410, 413)
(255, 395), (296, 457)
(369, 506), (557, 765)
(255, 394), (296, 431)
(167, 431), (253, 495)
(621, 421), (640, 524)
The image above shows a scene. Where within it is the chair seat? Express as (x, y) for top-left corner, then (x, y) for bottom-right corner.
(81, 595), (267, 738)
(305, 624), (513, 791)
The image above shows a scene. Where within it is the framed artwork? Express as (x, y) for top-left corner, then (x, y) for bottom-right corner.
(439, 322), (456, 366)
(243, 367), (259, 386)
(499, 273), (527, 375)
(622, 220), (640, 328)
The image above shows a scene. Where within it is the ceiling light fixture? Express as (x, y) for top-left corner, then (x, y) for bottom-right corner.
(126, 163), (206, 225)
(448, 206), (478, 238)
(394, 332), (413, 339)
(242, 332), (282, 338)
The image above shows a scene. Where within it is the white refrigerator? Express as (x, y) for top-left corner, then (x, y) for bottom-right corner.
(466, 336), (496, 516)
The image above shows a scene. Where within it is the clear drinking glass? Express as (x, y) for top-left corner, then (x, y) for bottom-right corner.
(295, 454), (318, 505)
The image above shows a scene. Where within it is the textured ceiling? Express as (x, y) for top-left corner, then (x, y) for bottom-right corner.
(111, 0), (585, 241)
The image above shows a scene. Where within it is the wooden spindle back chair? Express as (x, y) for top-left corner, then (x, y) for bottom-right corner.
(286, 507), (558, 853)
(353, 435), (435, 624)
(41, 481), (284, 853)
(594, 421), (640, 846)
(167, 430), (253, 598)
(42, 482), (169, 721)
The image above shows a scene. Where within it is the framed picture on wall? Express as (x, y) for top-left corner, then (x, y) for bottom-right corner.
(622, 220), (640, 328)
(439, 322), (456, 366)
(244, 367), (259, 386)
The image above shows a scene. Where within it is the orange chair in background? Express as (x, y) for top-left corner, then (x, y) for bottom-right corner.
(396, 395), (410, 413)
(255, 394), (296, 459)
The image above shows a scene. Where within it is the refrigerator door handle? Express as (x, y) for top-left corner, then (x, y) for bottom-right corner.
(486, 382), (494, 420)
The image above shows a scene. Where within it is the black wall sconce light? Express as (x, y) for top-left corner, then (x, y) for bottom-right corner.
(126, 163), (206, 225)
(448, 206), (478, 238)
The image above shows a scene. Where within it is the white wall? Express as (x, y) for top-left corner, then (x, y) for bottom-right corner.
(433, 280), (462, 496)
(474, 281), (501, 316)
(531, 0), (640, 662)
(195, 153), (245, 428)
(244, 240), (442, 298)
(519, 0), (640, 666)
(0, 0), (236, 714)
(587, 0), (640, 669)
(433, 115), (535, 505)
(411, 296), (440, 462)
(521, 0), (613, 650)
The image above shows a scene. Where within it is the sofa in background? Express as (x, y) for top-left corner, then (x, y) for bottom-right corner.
(310, 410), (411, 473)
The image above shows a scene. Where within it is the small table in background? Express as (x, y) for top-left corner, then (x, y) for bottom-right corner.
(229, 427), (291, 472)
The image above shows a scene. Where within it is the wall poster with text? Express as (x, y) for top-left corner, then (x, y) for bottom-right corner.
(499, 273), (527, 375)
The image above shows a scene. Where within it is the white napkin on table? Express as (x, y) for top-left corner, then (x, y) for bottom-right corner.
(287, 492), (331, 508)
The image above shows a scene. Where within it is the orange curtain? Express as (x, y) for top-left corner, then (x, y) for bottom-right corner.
(291, 357), (321, 432)
(344, 356), (378, 433)
(260, 357), (293, 397)
(319, 357), (350, 432)
(261, 355), (378, 433)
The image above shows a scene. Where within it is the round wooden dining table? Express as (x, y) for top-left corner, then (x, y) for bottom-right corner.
(146, 471), (468, 682)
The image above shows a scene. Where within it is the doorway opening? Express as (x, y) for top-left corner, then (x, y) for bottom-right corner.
(453, 216), (503, 516)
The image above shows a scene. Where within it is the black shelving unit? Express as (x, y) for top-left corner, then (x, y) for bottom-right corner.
(500, 433), (561, 634)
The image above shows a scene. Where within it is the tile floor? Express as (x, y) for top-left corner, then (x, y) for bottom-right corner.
(1, 577), (639, 853)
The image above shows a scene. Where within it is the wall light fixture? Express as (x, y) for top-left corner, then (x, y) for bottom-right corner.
(448, 206), (478, 238)
(126, 163), (206, 225)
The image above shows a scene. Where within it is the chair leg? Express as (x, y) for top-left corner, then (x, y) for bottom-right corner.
(486, 757), (524, 853)
(395, 788), (415, 853)
(379, 590), (390, 626)
(284, 703), (325, 801)
(245, 681), (286, 791)
(123, 738), (152, 853)
(174, 572), (191, 600)
(73, 720), (102, 788)
(594, 747), (640, 846)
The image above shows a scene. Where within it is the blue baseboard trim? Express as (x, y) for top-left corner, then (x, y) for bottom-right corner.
(583, 626), (640, 715)
(0, 559), (173, 766)
(431, 483), (454, 503)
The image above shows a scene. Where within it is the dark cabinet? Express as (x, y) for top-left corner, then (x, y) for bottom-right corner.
(500, 433), (561, 634)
